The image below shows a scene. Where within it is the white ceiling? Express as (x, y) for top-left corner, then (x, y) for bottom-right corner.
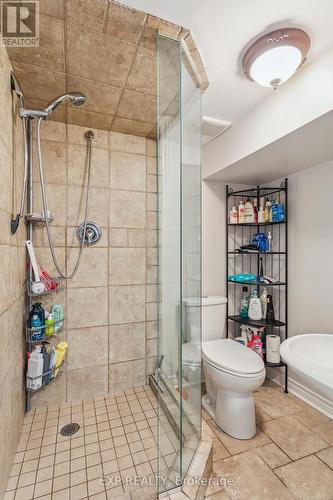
(123, 0), (333, 124)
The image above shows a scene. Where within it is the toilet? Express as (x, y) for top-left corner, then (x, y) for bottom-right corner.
(185, 296), (266, 440)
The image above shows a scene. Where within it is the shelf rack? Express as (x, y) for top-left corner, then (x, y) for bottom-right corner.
(226, 179), (288, 392)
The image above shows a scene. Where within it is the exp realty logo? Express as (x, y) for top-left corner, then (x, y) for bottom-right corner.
(0, 1), (39, 46)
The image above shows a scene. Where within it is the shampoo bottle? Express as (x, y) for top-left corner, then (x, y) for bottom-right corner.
(266, 294), (275, 323)
(240, 286), (250, 319)
(244, 198), (254, 223)
(238, 200), (245, 223)
(260, 287), (268, 319)
(51, 304), (64, 334)
(253, 199), (258, 224)
(54, 341), (68, 377)
(29, 303), (45, 341)
(248, 290), (262, 321)
(45, 312), (54, 336)
(258, 198), (265, 223)
(230, 206), (238, 224)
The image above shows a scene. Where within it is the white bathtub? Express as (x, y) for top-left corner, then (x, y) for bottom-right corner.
(280, 334), (333, 402)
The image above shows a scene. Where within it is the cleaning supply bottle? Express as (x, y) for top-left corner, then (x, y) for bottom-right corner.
(54, 341), (68, 377)
(248, 289), (262, 321)
(238, 200), (245, 223)
(29, 303), (45, 341)
(271, 198), (279, 222)
(244, 198), (254, 223)
(240, 286), (250, 319)
(49, 347), (56, 381)
(45, 312), (54, 336)
(260, 287), (268, 319)
(41, 341), (50, 385)
(52, 304), (64, 334)
(258, 198), (265, 223)
(253, 199), (258, 224)
(229, 206), (238, 224)
(266, 294), (275, 323)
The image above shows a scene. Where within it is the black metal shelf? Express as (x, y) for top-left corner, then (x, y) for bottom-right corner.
(228, 315), (285, 328)
(226, 180), (288, 393)
(228, 280), (285, 286)
(228, 221), (286, 227)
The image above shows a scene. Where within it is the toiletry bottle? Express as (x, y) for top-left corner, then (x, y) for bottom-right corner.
(267, 231), (272, 252)
(229, 206), (238, 224)
(248, 289), (262, 321)
(54, 341), (68, 377)
(240, 286), (250, 319)
(264, 199), (271, 223)
(49, 347), (56, 381)
(240, 325), (249, 345)
(266, 294), (275, 323)
(41, 341), (50, 385)
(244, 198), (254, 223)
(253, 199), (258, 224)
(260, 287), (268, 319)
(259, 257), (265, 282)
(238, 200), (245, 223)
(29, 303), (45, 341)
(45, 312), (55, 336)
(271, 198), (279, 222)
(27, 349), (44, 390)
(258, 198), (265, 223)
(51, 304), (64, 334)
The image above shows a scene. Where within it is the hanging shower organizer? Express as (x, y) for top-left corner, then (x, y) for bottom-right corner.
(226, 179), (288, 392)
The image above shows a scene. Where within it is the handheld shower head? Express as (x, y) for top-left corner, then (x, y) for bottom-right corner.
(44, 92), (87, 115)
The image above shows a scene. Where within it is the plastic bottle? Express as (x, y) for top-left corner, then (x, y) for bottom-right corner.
(52, 304), (64, 334)
(240, 286), (250, 319)
(271, 198), (279, 222)
(260, 287), (268, 319)
(27, 349), (44, 390)
(229, 206), (238, 224)
(41, 341), (50, 385)
(54, 341), (68, 377)
(29, 303), (45, 341)
(244, 198), (254, 223)
(266, 294), (275, 323)
(264, 199), (272, 223)
(258, 198), (265, 223)
(238, 200), (245, 223)
(267, 231), (272, 252)
(253, 199), (258, 224)
(45, 312), (55, 336)
(248, 290), (262, 321)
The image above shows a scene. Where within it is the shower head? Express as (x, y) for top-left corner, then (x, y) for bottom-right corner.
(44, 92), (87, 115)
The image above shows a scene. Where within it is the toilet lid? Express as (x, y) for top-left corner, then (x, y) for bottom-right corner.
(182, 342), (201, 366)
(202, 339), (264, 375)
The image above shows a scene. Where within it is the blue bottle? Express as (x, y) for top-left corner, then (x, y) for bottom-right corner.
(29, 303), (45, 341)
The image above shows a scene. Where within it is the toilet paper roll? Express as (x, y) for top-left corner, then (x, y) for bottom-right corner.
(266, 335), (281, 363)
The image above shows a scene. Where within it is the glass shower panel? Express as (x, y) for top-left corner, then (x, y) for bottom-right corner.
(180, 47), (202, 473)
(157, 35), (202, 495)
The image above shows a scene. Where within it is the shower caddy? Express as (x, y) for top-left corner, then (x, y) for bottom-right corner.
(225, 179), (288, 392)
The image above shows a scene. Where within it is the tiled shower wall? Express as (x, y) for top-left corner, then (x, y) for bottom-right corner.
(0, 48), (26, 493)
(31, 120), (158, 409)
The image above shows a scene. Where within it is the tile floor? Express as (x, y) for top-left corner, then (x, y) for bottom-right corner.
(204, 380), (333, 500)
(5, 385), (179, 500)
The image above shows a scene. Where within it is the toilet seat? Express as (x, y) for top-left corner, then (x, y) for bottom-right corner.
(202, 339), (265, 378)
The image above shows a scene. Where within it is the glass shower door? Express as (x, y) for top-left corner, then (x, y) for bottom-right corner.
(157, 35), (202, 494)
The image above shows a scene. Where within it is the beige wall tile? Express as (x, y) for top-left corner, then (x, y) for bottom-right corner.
(67, 248), (108, 288)
(147, 338), (157, 358)
(12, 61), (65, 103)
(67, 75), (121, 116)
(109, 248), (146, 285)
(66, 23), (136, 88)
(33, 182), (67, 226)
(109, 286), (145, 324)
(110, 190), (145, 228)
(109, 323), (145, 363)
(110, 151), (146, 192)
(65, 0), (107, 31)
(67, 365), (108, 400)
(117, 90), (156, 124)
(67, 124), (108, 149)
(109, 360), (146, 392)
(37, 120), (66, 143)
(146, 303), (157, 321)
(147, 157), (157, 175)
(125, 46), (156, 96)
(110, 132), (146, 155)
(147, 193), (157, 212)
(128, 229), (145, 248)
(33, 140), (66, 185)
(67, 108), (113, 131)
(7, 14), (65, 71)
(147, 174), (157, 193)
(105, 3), (146, 44)
(111, 117), (154, 137)
(67, 326), (108, 370)
(67, 287), (108, 329)
(146, 321), (157, 340)
(146, 285), (158, 303)
(67, 144), (109, 188)
(67, 186), (109, 227)
(0, 142), (13, 213)
(147, 248), (157, 266)
(146, 139), (156, 158)
(30, 375), (67, 411)
(39, 0), (64, 18)
(109, 228), (128, 247)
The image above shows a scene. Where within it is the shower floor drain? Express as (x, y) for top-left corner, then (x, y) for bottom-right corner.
(60, 423), (80, 437)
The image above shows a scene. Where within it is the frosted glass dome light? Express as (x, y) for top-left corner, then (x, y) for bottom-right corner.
(242, 28), (310, 89)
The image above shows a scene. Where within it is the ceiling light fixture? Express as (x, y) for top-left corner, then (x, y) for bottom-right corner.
(242, 28), (310, 89)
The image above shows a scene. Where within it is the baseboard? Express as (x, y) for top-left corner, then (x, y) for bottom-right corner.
(266, 369), (333, 419)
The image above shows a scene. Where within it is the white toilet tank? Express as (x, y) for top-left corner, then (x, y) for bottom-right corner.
(184, 296), (227, 343)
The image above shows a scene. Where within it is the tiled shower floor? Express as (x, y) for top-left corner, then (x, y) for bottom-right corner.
(5, 385), (179, 500)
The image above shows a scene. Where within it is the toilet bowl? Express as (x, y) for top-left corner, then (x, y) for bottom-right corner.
(202, 339), (265, 439)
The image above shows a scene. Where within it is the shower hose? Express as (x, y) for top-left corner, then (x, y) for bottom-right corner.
(36, 117), (93, 279)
